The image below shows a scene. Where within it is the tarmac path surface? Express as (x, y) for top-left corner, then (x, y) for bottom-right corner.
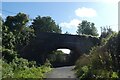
(45, 66), (76, 78)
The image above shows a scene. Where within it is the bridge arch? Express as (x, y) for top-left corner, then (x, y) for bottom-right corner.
(20, 32), (100, 65)
(47, 47), (80, 66)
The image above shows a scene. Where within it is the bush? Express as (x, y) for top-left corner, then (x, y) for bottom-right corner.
(2, 57), (51, 79)
(107, 31), (120, 76)
(75, 46), (113, 78)
(75, 32), (120, 79)
(2, 60), (14, 78)
(13, 66), (51, 78)
(2, 48), (17, 63)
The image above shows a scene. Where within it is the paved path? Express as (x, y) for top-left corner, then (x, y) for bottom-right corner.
(45, 66), (76, 78)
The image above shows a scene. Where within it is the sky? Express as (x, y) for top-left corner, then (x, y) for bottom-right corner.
(1, 1), (119, 53)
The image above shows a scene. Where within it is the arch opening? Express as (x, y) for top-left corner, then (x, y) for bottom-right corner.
(46, 48), (75, 67)
(57, 49), (71, 54)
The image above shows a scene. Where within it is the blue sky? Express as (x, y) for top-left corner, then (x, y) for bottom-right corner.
(2, 2), (118, 35)
(1, 1), (119, 53)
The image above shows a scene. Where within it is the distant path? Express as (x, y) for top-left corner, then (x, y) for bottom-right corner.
(45, 66), (76, 78)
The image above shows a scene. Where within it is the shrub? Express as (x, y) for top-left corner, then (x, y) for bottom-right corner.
(107, 31), (120, 76)
(2, 48), (17, 63)
(75, 45), (113, 78)
(2, 60), (14, 78)
(2, 57), (51, 79)
(75, 31), (120, 78)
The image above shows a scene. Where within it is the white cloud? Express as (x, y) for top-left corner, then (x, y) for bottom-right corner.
(59, 19), (81, 28)
(75, 7), (97, 17)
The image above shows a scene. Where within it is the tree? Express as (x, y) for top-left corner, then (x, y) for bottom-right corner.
(31, 16), (62, 34)
(3, 13), (34, 51)
(76, 20), (98, 36)
(4, 12), (29, 33)
(100, 26), (114, 38)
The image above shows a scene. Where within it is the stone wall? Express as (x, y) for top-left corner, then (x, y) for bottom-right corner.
(20, 32), (100, 64)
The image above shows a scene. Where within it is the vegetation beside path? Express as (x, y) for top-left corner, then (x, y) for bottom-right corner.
(75, 29), (120, 79)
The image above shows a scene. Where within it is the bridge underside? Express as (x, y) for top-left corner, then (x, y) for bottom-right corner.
(20, 32), (100, 66)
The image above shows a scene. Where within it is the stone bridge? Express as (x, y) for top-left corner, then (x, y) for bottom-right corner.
(20, 32), (100, 65)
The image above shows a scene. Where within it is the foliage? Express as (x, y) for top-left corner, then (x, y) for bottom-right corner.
(100, 26), (114, 39)
(2, 13), (53, 79)
(4, 12), (29, 33)
(107, 31), (120, 76)
(2, 40), (51, 79)
(3, 13), (35, 51)
(2, 48), (17, 63)
(47, 50), (69, 67)
(2, 58), (51, 79)
(2, 59), (14, 78)
(100, 26), (117, 45)
(76, 20), (98, 36)
(2, 25), (16, 49)
(111, 72), (119, 78)
(12, 58), (51, 78)
(75, 31), (120, 79)
(75, 46), (114, 78)
(31, 16), (62, 34)
(50, 50), (64, 54)
(15, 29), (35, 52)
